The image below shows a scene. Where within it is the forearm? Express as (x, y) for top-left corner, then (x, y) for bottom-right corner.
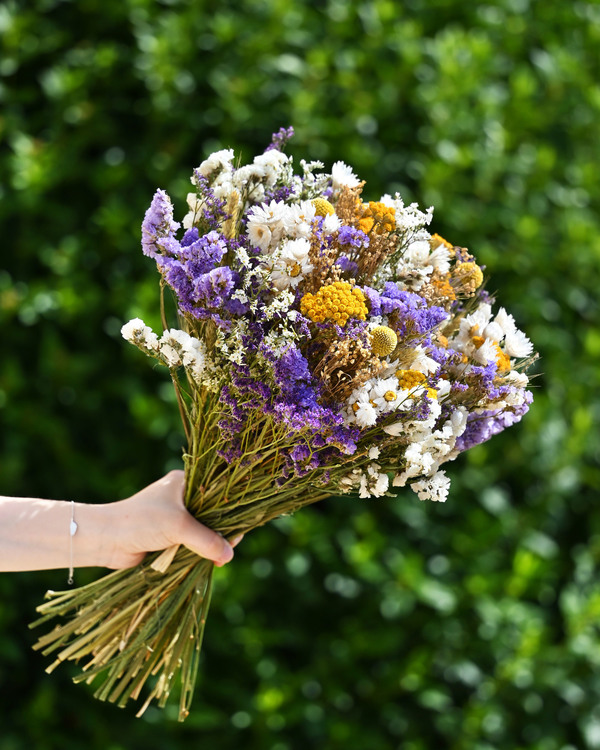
(0, 496), (116, 572)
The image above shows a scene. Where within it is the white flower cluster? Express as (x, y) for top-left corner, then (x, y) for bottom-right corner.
(391, 407), (468, 489)
(120, 318), (159, 352)
(121, 319), (209, 385)
(380, 193), (434, 233)
(392, 234), (452, 291)
(344, 345), (444, 429)
(183, 149), (297, 228)
(451, 302), (534, 362)
(339, 462), (390, 499)
(410, 470), (451, 502)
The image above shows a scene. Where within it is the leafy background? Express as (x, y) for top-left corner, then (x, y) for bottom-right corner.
(1, 0), (599, 748)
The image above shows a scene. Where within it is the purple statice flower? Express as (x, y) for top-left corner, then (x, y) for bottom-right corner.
(178, 231), (228, 277)
(263, 183), (295, 204)
(380, 284), (449, 336)
(455, 391), (533, 452)
(335, 254), (360, 278)
(477, 288), (494, 306)
(337, 225), (369, 251)
(141, 189), (180, 259)
(290, 443), (311, 464)
(362, 285), (382, 315)
(217, 442), (244, 462)
(159, 258), (195, 311)
(193, 266), (236, 308)
(191, 171), (230, 230)
(264, 126), (295, 152)
(181, 228), (200, 247)
(467, 362), (511, 401)
(273, 346), (311, 385)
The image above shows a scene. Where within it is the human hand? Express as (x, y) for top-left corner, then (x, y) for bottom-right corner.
(104, 470), (241, 569)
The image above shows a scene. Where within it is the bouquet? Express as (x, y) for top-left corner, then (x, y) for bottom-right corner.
(32, 127), (535, 720)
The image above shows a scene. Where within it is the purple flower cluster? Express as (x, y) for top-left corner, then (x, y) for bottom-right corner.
(140, 189), (249, 328)
(363, 283), (448, 337)
(214, 341), (358, 478)
(191, 172), (230, 231)
(455, 391), (533, 452)
(335, 254), (359, 277)
(141, 190), (180, 259)
(337, 225), (369, 251)
(264, 126), (295, 152)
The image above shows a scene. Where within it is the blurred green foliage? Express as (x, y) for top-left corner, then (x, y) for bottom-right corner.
(1, 0), (599, 748)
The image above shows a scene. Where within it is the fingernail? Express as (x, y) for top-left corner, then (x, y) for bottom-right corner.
(231, 534), (244, 548)
(219, 541), (234, 566)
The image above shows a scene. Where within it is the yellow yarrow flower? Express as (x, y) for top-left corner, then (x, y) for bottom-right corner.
(395, 369), (438, 399)
(396, 369), (428, 390)
(300, 281), (368, 327)
(358, 201), (396, 234)
(312, 198), (335, 217)
(370, 326), (398, 357)
(430, 233), (455, 253)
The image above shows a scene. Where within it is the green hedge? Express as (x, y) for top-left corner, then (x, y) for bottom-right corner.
(1, 1), (599, 748)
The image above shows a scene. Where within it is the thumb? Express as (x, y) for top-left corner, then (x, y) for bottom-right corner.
(177, 512), (234, 565)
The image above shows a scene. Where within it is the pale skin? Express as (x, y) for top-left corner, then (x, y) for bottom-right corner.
(0, 470), (240, 573)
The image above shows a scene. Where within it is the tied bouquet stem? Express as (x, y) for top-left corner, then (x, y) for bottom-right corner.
(31, 378), (334, 720)
(31, 128), (536, 719)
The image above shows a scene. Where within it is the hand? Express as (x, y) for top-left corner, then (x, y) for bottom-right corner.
(104, 470), (241, 569)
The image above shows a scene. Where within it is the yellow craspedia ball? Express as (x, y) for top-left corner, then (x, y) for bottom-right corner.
(370, 325), (398, 357)
(312, 198), (335, 217)
(300, 281), (367, 327)
(452, 261), (484, 294)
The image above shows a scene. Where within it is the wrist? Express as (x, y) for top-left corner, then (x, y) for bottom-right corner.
(71, 502), (121, 569)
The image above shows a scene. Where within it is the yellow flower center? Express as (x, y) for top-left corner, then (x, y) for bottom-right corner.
(289, 263), (302, 278)
(370, 326), (398, 357)
(495, 344), (511, 373)
(384, 390), (397, 402)
(300, 281), (368, 327)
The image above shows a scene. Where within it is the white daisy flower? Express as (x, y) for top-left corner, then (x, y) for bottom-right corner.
(371, 377), (402, 412)
(331, 161), (361, 191)
(409, 346), (440, 375)
(247, 221), (272, 252)
(472, 338), (499, 365)
(321, 212), (341, 234)
(494, 307), (517, 336)
(503, 329), (534, 358)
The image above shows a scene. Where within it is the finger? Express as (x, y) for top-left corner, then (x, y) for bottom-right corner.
(160, 470), (186, 501)
(177, 513), (234, 565)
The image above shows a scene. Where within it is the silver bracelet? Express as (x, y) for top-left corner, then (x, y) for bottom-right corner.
(68, 500), (78, 585)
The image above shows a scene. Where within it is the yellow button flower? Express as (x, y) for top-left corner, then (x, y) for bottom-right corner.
(300, 281), (368, 327)
(370, 326), (398, 357)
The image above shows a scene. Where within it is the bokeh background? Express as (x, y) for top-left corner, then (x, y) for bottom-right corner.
(1, 1), (599, 748)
